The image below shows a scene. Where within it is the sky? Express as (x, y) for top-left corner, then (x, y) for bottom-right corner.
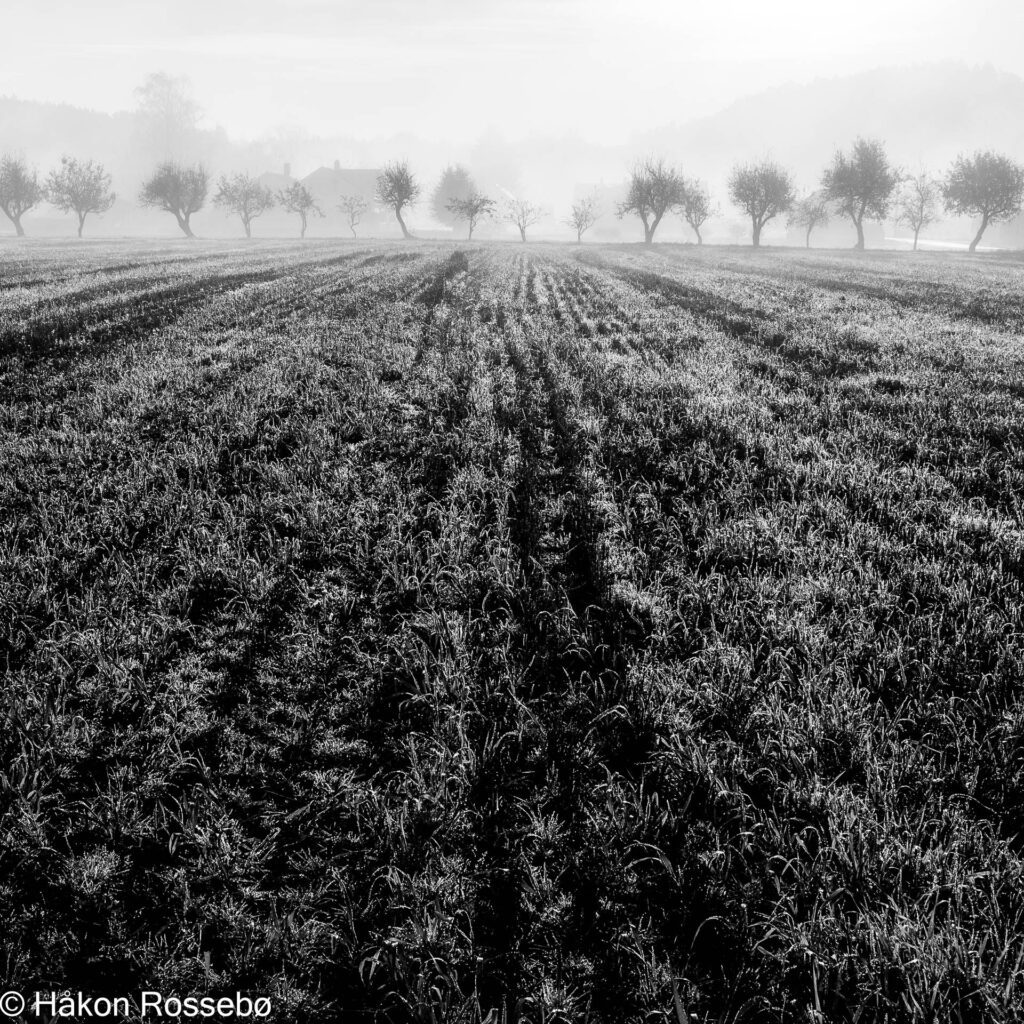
(5, 0), (1024, 145)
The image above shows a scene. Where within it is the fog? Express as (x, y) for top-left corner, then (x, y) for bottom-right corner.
(8, 0), (1023, 144)
(4, 1), (1024, 244)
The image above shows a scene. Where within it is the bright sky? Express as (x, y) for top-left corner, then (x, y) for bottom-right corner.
(6, 0), (1023, 143)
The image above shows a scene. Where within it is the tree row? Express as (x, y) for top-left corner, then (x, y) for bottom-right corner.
(626, 139), (1024, 252)
(1, 139), (1022, 251)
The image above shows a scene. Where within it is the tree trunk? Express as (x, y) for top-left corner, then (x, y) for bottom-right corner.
(644, 212), (663, 245)
(752, 220), (761, 248)
(77, 212), (86, 238)
(969, 214), (988, 253)
(349, 225), (357, 238)
(913, 226), (920, 251)
(694, 225), (702, 245)
(519, 227), (526, 242)
(300, 212), (307, 239)
(175, 213), (193, 238)
(13, 215), (25, 237)
(467, 224), (473, 240)
(805, 226), (812, 248)
(243, 219), (251, 239)
(853, 215), (864, 250)
(395, 206), (411, 239)
(577, 228), (582, 243)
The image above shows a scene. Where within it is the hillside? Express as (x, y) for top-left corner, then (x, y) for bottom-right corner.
(639, 63), (1024, 184)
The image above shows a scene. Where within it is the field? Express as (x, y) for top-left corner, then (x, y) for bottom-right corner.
(4, 238), (1024, 1022)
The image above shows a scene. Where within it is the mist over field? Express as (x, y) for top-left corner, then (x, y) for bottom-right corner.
(4, 1), (1024, 246)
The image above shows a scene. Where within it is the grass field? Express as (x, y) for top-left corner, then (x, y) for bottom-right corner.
(4, 239), (1024, 1022)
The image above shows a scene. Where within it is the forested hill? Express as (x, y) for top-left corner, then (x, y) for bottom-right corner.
(638, 63), (1024, 188)
(0, 97), (131, 168)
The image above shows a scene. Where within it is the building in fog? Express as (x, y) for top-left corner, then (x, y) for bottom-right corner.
(303, 161), (380, 213)
(256, 160), (386, 237)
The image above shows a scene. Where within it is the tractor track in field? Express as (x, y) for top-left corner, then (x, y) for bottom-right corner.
(650, 244), (1024, 332)
(583, 254), (892, 382)
(483, 253), (661, 681)
(0, 248), (394, 365)
(0, 250), (435, 411)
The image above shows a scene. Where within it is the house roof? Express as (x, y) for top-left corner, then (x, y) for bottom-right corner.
(302, 167), (381, 200)
(258, 171), (294, 191)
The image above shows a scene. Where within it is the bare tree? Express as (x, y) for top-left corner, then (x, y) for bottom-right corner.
(617, 158), (685, 244)
(277, 182), (323, 238)
(213, 173), (275, 238)
(375, 160), (420, 239)
(895, 172), (940, 251)
(0, 155), (43, 237)
(134, 72), (201, 160)
(821, 138), (900, 250)
(139, 161), (208, 237)
(677, 177), (715, 245)
(45, 157), (115, 237)
(431, 165), (475, 228)
(504, 198), (544, 242)
(728, 160), (795, 247)
(339, 194), (369, 238)
(942, 151), (1024, 253)
(566, 192), (600, 243)
(787, 191), (831, 248)
(446, 193), (495, 240)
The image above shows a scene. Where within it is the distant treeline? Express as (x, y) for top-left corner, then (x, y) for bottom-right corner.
(2, 137), (1022, 251)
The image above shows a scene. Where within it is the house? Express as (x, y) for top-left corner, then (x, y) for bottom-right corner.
(302, 161), (380, 208)
(257, 163), (294, 195)
(255, 160), (386, 236)
(301, 161), (386, 234)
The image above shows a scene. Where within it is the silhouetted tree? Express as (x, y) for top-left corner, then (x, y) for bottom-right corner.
(617, 158), (685, 244)
(566, 192), (600, 243)
(821, 138), (900, 250)
(787, 191), (831, 248)
(376, 161), (420, 239)
(0, 155), (43, 237)
(339, 194), (368, 238)
(134, 72), (201, 160)
(45, 157), (115, 237)
(447, 193), (495, 240)
(138, 161), (208, 237)
(504, 198), (544, 242)
(431, 165), (475, 228)
(278, 182), (322, 238)
(213, 173), (275, 238)
(728, 160), (795, 247)
(677, 177), (715, 244)
(942, 151), (1024, 253)
(895, 172), (940, 251)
